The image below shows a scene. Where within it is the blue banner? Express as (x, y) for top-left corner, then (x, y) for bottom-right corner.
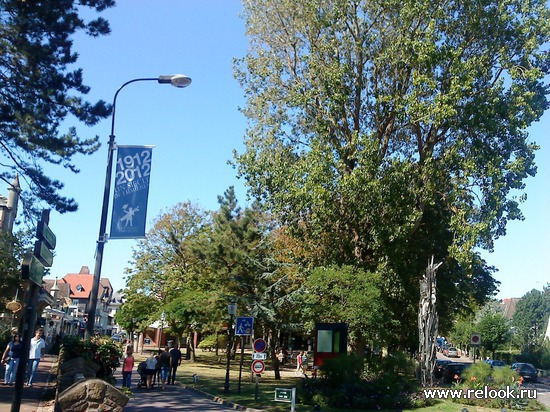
(110, 145), (153, 239)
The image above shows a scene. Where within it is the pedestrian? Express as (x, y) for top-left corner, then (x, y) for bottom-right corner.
(158, 346), (171, 390)
(169, 344), (182, 385)
(122, 346), (134, 388)
(1, 332), (22, 385)
(26, 328), (46, 387)
(302, 351), (308, 374)
(295, 351), (303, 375)
(144, 352), (157, 389)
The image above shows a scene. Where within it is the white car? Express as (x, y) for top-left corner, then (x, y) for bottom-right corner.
(447, 347), (459, 358)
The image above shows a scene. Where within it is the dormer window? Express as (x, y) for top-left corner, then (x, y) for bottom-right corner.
(76, 284), (84, 292)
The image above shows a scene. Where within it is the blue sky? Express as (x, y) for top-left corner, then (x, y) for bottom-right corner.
(32, 1), (548, 299)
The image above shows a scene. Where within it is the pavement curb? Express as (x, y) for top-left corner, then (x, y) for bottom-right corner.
(182, 384), (263, 412)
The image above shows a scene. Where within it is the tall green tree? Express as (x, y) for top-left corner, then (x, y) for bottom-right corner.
(0, 0), (113, 219)
(477, 312), (510, 359)
(513, 287), (550, 349)
(234, 0), (549, 349)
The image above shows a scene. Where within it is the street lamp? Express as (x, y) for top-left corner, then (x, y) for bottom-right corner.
(224, 300), (237, 392)
(159, 311), (166, 349)
(86, 75), (192, 338)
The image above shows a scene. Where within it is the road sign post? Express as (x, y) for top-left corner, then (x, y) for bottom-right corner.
(236, 316), (254, 395)
(13, 210), (56, 412)
(275, 388), (296, 412)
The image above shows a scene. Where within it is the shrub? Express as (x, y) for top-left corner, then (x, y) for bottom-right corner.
(452, 361), (544, 410)
(298, 352), (419, 410)
(61, 335), (122, 384)
(197, 334), (225, 351)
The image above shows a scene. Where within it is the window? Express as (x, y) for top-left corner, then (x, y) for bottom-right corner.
(76, 284), (84, 292)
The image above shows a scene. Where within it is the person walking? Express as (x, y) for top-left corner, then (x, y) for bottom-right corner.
(1, 332), (22, 385)
(26, 328), (46, 387)
(122, 346), (135, 388)
(295, 351), (303, 375)
(169, 344), (182, 385)
(144, 352), (157, 389)
(158, 346), (171, 390)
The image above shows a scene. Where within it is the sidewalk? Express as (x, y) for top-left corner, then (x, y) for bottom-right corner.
(0, 355), (57, 412)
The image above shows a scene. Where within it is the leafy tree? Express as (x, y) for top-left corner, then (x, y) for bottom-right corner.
(513, 287), (550, 349)
(449, 317), (475, 351)
(0, 0), (113, 219)
(300, 265), (387, 353)
(234, 0), (549, 349)
(477, 312), (510, 359)
(114, 293), (158, 344)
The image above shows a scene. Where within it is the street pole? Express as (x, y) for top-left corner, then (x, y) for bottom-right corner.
(11, 283), (39, 412)
(223, 300), (237, 392)
(85, 75), (191, 338)
(237, 336), (245, 394)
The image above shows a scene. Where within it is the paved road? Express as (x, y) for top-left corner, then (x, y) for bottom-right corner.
(123, 384), (247, 411)
(115, 367), (252, 412)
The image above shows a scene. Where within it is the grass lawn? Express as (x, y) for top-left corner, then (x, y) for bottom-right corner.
(133, 350), (511, 412)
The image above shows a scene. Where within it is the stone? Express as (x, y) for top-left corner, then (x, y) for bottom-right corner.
(57, 378), (129, 412)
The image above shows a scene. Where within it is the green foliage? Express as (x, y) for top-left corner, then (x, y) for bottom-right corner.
(477, 312), (511, 356)
(235, 0), (549, 350)
(516, 339), (550, 370)
(455, 361), (543, 410)
(0, 0), (113, 219)
(61, 335), (122, 384)
(513, 286), (550, 349)
(299, 353), (420, 409)
(197, 334), (225, 350)
(299, 265), (385, 351)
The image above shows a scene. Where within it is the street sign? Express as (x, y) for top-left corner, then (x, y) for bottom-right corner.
(252, 352), (267, 360)
(470, 333), (481, 346)
(37, 219), (56, 250)
(34, 240), (54, 267)
(21, 252), (44, 287)
(235, 316), (254, 336)
(275, 388), (293, 402)
(252, 360), (265, 374)
(253, 338), (267, 353)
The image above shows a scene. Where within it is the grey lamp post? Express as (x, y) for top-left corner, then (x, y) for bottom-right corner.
(223, 300), (237, 392)
(86, 75), (191, 338)
(158, 311), (166, 349)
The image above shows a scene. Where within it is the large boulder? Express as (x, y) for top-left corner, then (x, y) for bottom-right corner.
(57, 378), (129, 412)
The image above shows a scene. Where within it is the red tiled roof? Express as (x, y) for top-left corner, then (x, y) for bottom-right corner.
(60, 273), (113, 300)
(62, 273), (94, 299)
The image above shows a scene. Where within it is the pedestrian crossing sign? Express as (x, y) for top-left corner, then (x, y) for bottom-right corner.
(235, 316), (254, 336)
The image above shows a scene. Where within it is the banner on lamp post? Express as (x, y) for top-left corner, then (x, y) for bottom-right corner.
(110, 145), (154, 239)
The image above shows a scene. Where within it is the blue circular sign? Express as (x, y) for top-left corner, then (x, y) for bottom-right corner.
(253, 338), (266, 353)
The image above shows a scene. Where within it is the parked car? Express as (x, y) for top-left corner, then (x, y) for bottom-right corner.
(511, 362), (538, 383)
(434, 359), (453, 378)
(443, 362), (471, 383)
(446, 347), (459, 358)
(485, 359), (506, 368)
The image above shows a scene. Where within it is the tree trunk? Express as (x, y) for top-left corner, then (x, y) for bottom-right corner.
(418, 256), (442, 387)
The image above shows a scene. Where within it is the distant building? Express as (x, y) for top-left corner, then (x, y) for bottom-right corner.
(43, 266), (115, 336)
(501, 298), (520, 320)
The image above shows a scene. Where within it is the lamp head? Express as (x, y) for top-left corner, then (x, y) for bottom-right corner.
(228, 301), (237, 316)
(158, 74), (192, 88)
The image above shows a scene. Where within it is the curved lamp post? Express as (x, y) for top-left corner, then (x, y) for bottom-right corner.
(224, 300), (237, 392)
(86, 75), (191, 338)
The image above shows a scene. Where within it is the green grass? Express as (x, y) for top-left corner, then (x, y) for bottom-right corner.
(134, 351), (515, 412)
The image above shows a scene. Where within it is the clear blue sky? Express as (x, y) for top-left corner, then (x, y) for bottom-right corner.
(37, 0), (548, 299)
